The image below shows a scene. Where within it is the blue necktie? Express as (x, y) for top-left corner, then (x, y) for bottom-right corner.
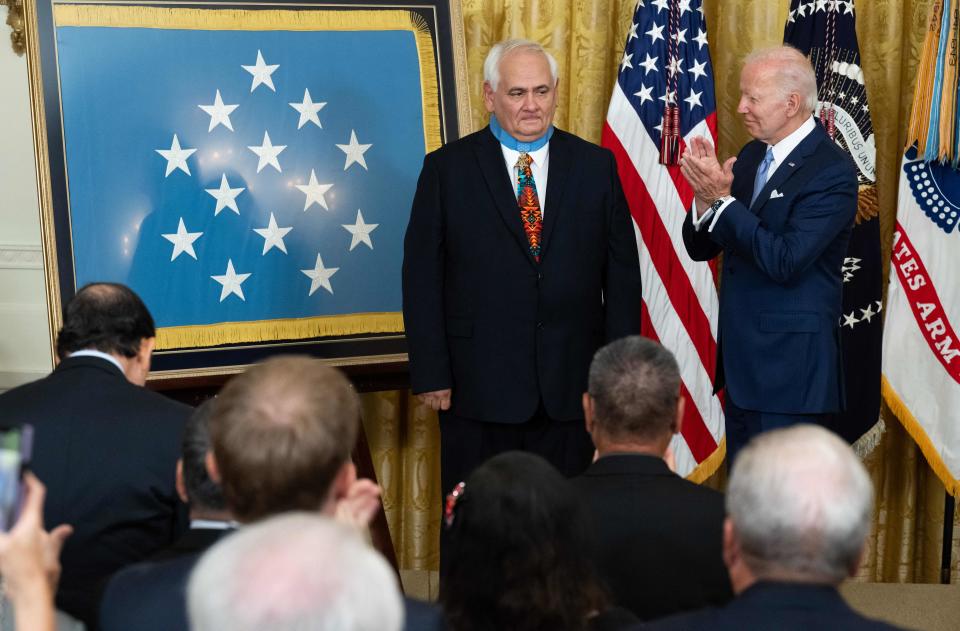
(750, 147), (774, 206)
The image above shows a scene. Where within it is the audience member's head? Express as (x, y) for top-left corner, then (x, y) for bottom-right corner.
(584, 335), (682, 456)
(207, 356), (359, 523)
(724, 424), (873, 592)
(177, 400), (228, 520)
(442, 451), (607, 631)
(187, 512), (403, 631)
(55, 282), (156, 384)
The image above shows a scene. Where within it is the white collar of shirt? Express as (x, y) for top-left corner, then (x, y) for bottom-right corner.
(190, 519), (238, 530)
(68, 349), (125, 374)
(499, 142), (550, 216)
(765, 115), (816, 179)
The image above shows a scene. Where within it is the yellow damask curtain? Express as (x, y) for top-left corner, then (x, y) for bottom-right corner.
(360, 0), (959, 593)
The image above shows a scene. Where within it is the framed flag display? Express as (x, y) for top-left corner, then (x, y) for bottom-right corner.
(22, 0), (470, 379)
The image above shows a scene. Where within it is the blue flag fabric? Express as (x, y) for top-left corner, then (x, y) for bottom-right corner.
(55, 10), (431, 347)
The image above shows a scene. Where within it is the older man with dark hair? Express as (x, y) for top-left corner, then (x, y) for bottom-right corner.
(0, 282), (189, 627)
(644, 425), (904, 630)
(99, 400), (235, 631)
(571, 336), (731, 621)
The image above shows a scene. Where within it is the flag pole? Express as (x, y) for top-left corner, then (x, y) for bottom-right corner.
(942, 493), (954, 584)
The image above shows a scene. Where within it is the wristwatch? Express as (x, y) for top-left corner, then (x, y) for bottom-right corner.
(708, 196), (732, 213)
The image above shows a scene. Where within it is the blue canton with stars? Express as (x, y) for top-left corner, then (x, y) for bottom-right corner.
(618, 0), (717, 148)
(55, 26), (425, 329)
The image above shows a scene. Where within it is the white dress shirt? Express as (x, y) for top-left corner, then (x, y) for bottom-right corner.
(692, 115), (816, 232)
(499, 142), (550, 216)
(69, 349), (125, 373)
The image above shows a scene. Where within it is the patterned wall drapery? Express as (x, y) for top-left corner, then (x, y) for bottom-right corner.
(360, 0), (958, 595)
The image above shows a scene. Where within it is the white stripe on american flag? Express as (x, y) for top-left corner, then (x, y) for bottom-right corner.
(607, 83), (719, 340)
(633, 221), (724, 444)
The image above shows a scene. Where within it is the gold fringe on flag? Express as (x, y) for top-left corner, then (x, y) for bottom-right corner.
(53, 5), (442, 153)
(906, 0), (944, 152)
(882, 376), (960, 497)
(685, 437), (726, 485)
(155, 312), (405, 350)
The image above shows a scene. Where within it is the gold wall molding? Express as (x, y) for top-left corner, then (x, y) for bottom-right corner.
(1, 0), (25, 56)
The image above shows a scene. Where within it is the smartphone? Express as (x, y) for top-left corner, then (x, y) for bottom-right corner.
(0, 424), (33, 531)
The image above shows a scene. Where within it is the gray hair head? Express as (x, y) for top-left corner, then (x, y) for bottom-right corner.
(587, 336), (680, 442)
(744, 45), (818, 113)
(188, 513), (404, 631)
(727, 424), (873, 583)
(483, 38), (559, 91)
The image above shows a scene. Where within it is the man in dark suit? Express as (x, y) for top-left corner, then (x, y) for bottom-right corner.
(643, 425), (903, 631)
(403, 38), (642, 495)
(571, 336), (731, 621)
(99, 400), (235, 631)
(0, 282), (189, 627)
(678, 45), (858, 462)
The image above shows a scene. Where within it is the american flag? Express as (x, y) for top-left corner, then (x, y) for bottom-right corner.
(601, 0), (724, 479)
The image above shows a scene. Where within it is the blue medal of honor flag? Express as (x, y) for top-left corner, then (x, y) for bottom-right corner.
(55, 25), (425, 332)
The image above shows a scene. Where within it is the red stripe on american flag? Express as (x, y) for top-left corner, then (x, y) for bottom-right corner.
(602, 124), (718, 381)
(641, 302), (718, 461)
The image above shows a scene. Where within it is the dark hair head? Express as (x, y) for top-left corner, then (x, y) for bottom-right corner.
(182, 400), (226, 512)
(209, 356), (359, 522)
(587, 336), (680, 443)
(56, 283), (155, 360)
(441, 452), (607, 631)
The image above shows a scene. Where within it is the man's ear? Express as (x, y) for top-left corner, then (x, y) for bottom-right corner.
(175, 458), (188, 504)
(582, 392), (595, 435)
(331, 461), (358, 501)
(671, 395), (685, 435)
(483, 81), (496, 113)
(205, 451), (221, 484)
(786, 92), (802, 117)
(722, 517), (738, 569)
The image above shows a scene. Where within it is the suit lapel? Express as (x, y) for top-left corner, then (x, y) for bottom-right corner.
(539, 130), (571, 259)
(473, 128), (537, 264)
(751, 124), (826, 213)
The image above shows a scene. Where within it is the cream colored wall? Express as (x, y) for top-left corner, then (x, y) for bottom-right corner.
(0, 9), (55, 390)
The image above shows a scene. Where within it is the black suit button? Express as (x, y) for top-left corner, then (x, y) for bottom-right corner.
(536, 322), (544, 329)
(537, 272), (543, 281)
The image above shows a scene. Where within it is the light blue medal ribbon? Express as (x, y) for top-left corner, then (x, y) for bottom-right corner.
(488, 114), (554, 152)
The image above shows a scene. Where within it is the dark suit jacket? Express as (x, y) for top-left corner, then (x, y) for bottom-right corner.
(641, 582), (906, 630)
(99, 526), (234, 631)
(571, 454), (731, 620)
(682, 123), (857, 414)
(0, 355), (189, 627)
(402, 126), (642, 423)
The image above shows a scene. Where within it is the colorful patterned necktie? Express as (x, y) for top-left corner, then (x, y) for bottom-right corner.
(515, 152), (543, 261)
